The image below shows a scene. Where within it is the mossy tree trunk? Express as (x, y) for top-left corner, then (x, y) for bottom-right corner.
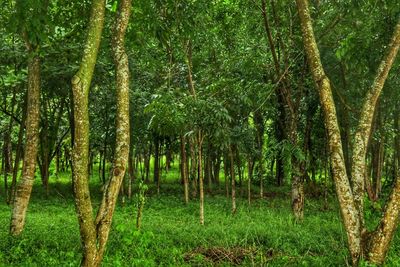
(9, 48), (41, 236)
(296, 0), (400, 265)
(71, 0), (131, 266)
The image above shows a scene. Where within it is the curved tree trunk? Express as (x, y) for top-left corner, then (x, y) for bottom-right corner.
(296, 0), (361, 264)
(296, 0), (400, 265)
(70, 0), (106, 265)
(351, 19), (400, 229)
(72, 0), (132, 266)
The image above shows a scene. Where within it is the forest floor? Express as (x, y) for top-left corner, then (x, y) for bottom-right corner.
(0, 169), (399, 266)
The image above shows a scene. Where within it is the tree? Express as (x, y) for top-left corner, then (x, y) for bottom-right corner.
(70, 0), (132, 265)
(296, 0), (400, 265)
(9, 0), (45, 236)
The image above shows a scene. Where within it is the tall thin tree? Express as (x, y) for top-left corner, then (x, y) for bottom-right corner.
(296, 0), (400, 265)
(71, 0), (132, 265)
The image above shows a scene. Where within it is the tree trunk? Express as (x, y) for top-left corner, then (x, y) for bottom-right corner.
(39, 111), (50, 195)
(70, 0), (106, 265)
(93, 0), (131, 261)
(223, 153), (229, 199)
(101, 127), (108, 185)
(144, 144), (151, 183)
(10, 53), (41, 236)
(9, 105), (26, 205)
(128, 144), (134, 200)
(296, 1), (400, 264)
(366, 174), (400, 264)
(229, 145), (236, 214)
(153, 136), (160, 185)
(289, 116), (304, 222)
(296, 1), (361, 263)
(247, 158), (253, 205)
(71, 0), (132, 265)
(198, 132), (204, 225)
(254, 111), (265, 196)
(3, 131), (12, 200)
(180, 135), (189, 204)
(213, 152), (221, 186)
(206, 146), (212, 193)
(351, 18), (400, 229)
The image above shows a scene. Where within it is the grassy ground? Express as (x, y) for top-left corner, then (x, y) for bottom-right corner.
(0, 166), (399, 266)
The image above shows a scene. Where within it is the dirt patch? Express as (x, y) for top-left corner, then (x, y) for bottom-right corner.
(184, 246), (259, 265)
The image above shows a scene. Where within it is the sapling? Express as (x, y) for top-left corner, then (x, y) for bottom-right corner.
(136, 179), (148, 230)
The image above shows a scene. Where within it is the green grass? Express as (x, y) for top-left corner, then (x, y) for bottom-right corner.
(0, 168), (399, 266)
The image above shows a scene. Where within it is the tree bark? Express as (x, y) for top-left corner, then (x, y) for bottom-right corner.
(153, 135), (160, 185)
(296, 0), (400, 265)
(229, 145), (236, 214)
(93, 0), (131, 261)
(351, 18), (400, 229)
(261, 0), (304, 216)
(180, 135), (189, 204)
(70, 0), (106, 265)
(296, 0), (361, 263)
(10, 53), (41, 236)
(247, 158), (253, 205)
(128, 144), (134, 200)
(198, 132), (204, 225)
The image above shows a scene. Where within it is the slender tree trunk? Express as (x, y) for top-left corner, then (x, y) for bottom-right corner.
(254, 111), (265, 196)
(213, 153), (221, 186)
(39, 111), (50, 195)
(247, 158), (253, 205)
(296, 1), (361, 263)
(180, 135), (189, 204)
(262, 0), (303, 217)
(198, 132), (204, 225)
(56, 149), (60, 178)
(296, 1), (400, 264)
(229, 145), (236, 214)
(223, 153), (229, 199)
(128, 145), (134, 200)
(206, 146), (212, 193)
(145, 144), (151, 183)
(351, 18), (400, 229)
(3, 131), (11, 199)
(98, 151), (103, 182)
(101, 128), (108, 185)
(10, 52), (41, 235)
(289, 117), (304, 222)
(71, 0), (132, 265)
(70, 0), (106, 265)
(3, 88), (16, 200)
(153, 136), (160, 185)
(93, 0), (131, 260)
(9, 105), (26, 205)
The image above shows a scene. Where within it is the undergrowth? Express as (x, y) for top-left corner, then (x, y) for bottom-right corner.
(0, 170), (399, 266)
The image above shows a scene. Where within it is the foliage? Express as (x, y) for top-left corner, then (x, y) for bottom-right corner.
(1, 175), (399, 266)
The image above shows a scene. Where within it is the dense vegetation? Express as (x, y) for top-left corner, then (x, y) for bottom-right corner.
(1, 0), (400, 266)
